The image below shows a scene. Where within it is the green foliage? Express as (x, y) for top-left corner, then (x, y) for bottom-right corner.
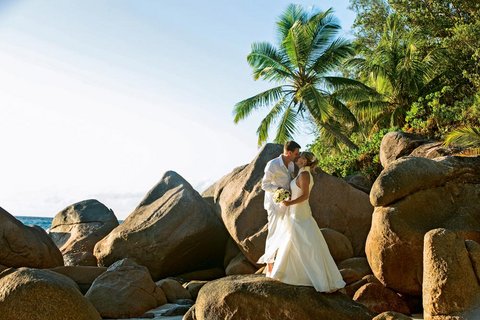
(404, 87), (480, 138)
(234, 4), (368, 149)
(349, 0), (391, 50)
(237, 1), (480, 177)
(350, 13), (446, 128)
(310, 128), (396, 182)
(444, 126), (480, 154)
(388, 0), (480, 103)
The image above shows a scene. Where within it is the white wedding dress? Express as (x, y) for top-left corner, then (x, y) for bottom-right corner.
(268, 166), (346, 292)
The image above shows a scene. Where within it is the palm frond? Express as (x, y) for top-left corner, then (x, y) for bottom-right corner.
(233, 86), (287, 123)
(300, 84), (332, 122)
(283, 21), (311, 69)
(256, 97), (289, 146)
(310, 38), (354, 73)
(248, 42), (293, 81)
(273, 105), (298, 144)
(304, 9), (342, 66)
(276, 4), (309, 42)
(444, 127), (480, 150)
(322, 76), (372, 92)
(328, 98), (359, 129)
(333, 86), (380, 103)
(351, 100), (390, 126)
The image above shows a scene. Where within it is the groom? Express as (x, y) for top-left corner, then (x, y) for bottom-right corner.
(260, 140), (300, 274)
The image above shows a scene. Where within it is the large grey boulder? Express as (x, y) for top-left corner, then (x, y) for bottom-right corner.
(0, 207), (63, 268)
(0, 267), (101, 320)
(49, 199), (118, 266)
(50, 266), (107, 294)
(410, 142), (460, 159)
(321, 228), (354, 263)
(379, 131), (428, 167)
(85, 258), (166, 318)
(309, 175), (372, 257)
(366, 156), (480, 296)
(205, 143), (373, 264)
(423, 229), (480, 320)
(353, 283), (410, 315)
(191, 274), (374, 320)
(207, 144), (283, 264)
(94, 171), (227, 280)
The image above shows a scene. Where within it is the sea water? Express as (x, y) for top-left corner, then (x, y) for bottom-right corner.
(15, 216), (122, 231)
(15, 216), (53, 231)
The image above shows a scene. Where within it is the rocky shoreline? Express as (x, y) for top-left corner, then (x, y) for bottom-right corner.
(0, 131), (479, 319)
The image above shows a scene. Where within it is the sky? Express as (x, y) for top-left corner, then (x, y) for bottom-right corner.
(0, 0), (356, 219)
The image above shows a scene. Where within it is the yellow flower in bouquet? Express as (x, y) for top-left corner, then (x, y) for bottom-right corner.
(273, 188), (291, 203)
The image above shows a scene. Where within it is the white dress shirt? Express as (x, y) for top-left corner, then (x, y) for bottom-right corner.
(261, 155), (295, 211)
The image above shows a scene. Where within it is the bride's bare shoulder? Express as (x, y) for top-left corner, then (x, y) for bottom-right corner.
(298, 171), (311, 182)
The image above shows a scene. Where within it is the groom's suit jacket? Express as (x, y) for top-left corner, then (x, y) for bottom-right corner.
(261, 155), (295, 211)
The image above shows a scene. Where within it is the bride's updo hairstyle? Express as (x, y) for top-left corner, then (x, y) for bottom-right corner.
(300, 152), (318, 170)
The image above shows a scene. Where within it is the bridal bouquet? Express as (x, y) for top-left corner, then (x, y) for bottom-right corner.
(273, 188), (291, 203)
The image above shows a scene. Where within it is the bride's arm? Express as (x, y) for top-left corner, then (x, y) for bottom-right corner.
(282, 172), (310, 206)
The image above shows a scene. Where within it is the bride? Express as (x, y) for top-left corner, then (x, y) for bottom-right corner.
(267, 151), (346, 293)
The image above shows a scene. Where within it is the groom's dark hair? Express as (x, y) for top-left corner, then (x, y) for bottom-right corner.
(284, 140), (301, 152)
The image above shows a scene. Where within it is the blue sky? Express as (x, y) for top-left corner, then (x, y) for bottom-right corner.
(0, 1), (356, 219)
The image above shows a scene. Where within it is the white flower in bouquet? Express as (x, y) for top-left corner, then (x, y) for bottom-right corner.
(273, 188), (291, 203)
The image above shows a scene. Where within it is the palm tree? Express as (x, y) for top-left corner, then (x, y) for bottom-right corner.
(234, 5), (369, 150)
(444, 126), (480, 154)
(348, 13), (445, 131)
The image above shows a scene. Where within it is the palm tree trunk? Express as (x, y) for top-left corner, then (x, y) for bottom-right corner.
(320, 121), (359, 150)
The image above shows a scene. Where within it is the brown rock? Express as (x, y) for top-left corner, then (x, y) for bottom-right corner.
(50, 266), (107, 294)
(366, 156), (480, 296)
(353, 283), (410, 315)
(85, 258), (166, 318)
(183, 306), (196, 320)
(225, 252), (257, 275)
(192, 274), (374, 320)
(340, 268), (362, 285)
(423, 229), (480, 320)
(373, 311), (413, 320)
(202, 164), (247, 217)
(94, 171), (228, 280)
(0, 207), (63, 268)
(321, 228), (354, 263)
(338, 257), (372, 278)
(344, 274), (380, 298)
(363, 274), (382, 285)
(211, 144), (283, 264)
(0, 267), (100, 320)
(156, 278), (192, 302)
(379, 131), (427, 167)
(175, 267), (225, 281)
(309, 171), (373, 257)
(466, 240), (480, 281)
(183, 280), (207, 300)
(370, 157), (449, 207)
(207, 144), (373, 264)
(345, 174), (372, 194)
(49, 199), (118, 266)
(223, 237), (241, 268)
(410, 142), (460, 159)
(345, 277), (368, 298)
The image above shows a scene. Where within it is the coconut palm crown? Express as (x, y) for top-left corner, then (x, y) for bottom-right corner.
(348, 14), (445, 131)
(234, 5), (369, 149)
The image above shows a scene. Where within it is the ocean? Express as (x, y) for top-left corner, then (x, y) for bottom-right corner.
(15, 216), (53, 231)
(15, 216), (123, 231)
